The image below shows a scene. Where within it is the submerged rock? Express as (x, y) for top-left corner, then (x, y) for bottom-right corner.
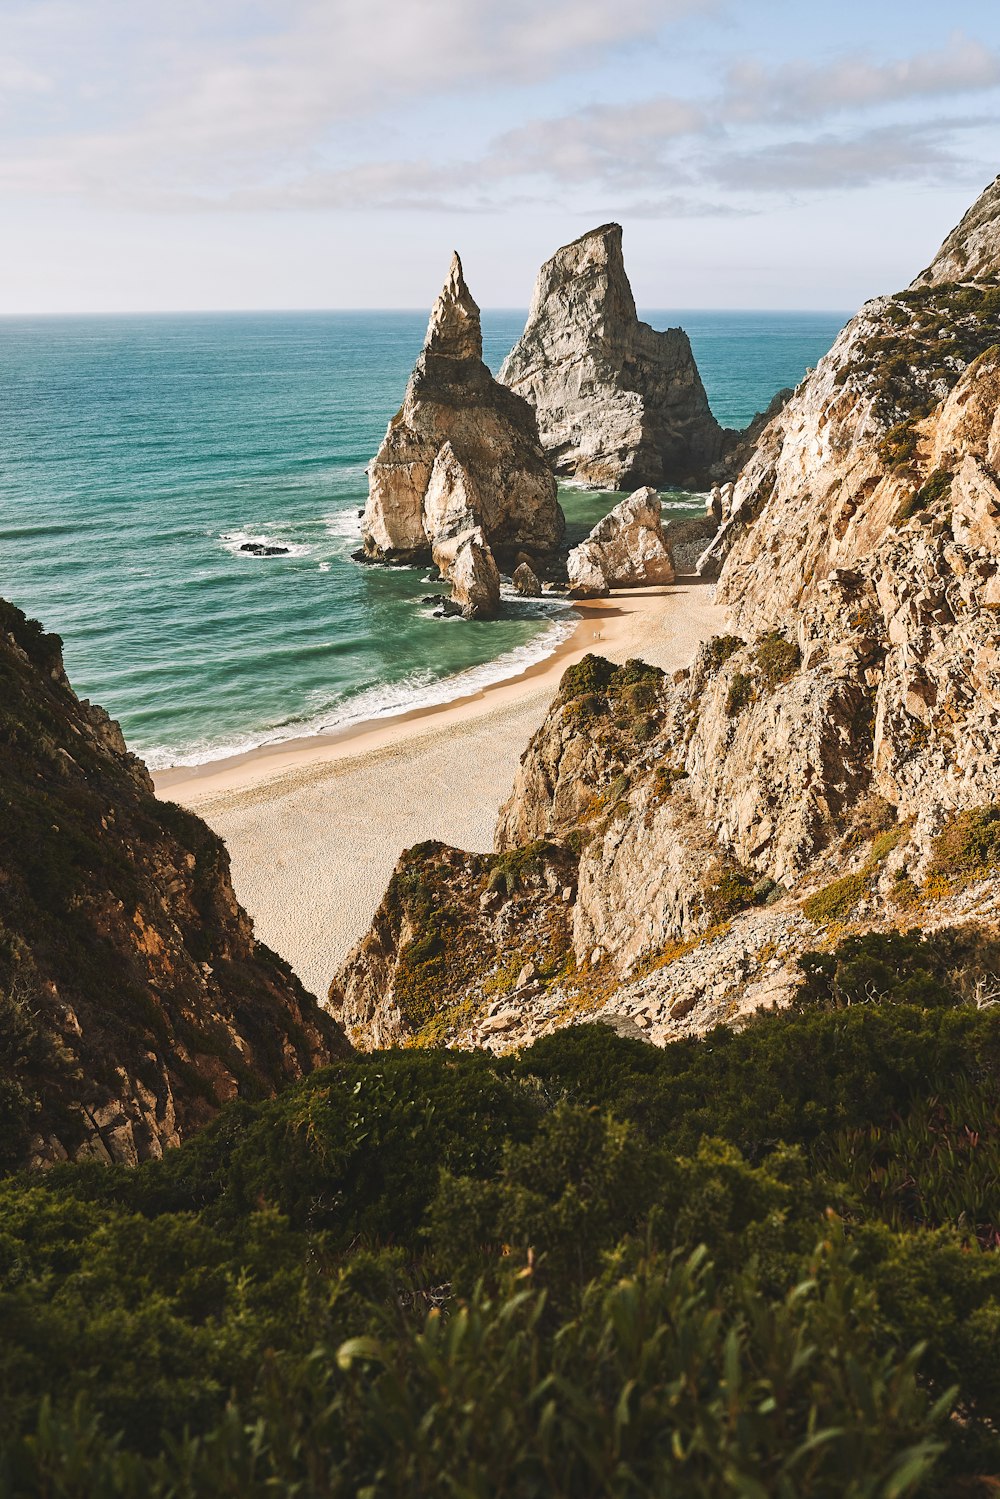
(567, 487), (675, 595)
(362, 253), (563, 567)
(499, 224), (728, 489)
(239, 542), (290, 557)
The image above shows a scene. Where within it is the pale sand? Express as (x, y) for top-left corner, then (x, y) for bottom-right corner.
(154, 580), (724, 1001)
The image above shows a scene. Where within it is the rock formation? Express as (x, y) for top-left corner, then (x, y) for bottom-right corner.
(0, 599), (349, 1171)
(566, 486), (675, 595)
(499, 224), (729, 488)
(362, 254), (563, 584)
(512, 560), (542, 596)
(329, 175), (1000, 1056)
(702, 174), (1000, 625)
(444, 527), (501, 619)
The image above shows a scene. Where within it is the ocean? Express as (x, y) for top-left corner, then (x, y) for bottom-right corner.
(0, 309), (846, 769)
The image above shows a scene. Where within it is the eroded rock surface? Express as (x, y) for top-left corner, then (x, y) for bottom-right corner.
(567, 486), (675, 595)
(0, 599), (349, 1171)
(440, 527), (501, 619)
(363, 254), (563, 568)
(705, 174), (1000, 632)
(500, 224), (728, 489)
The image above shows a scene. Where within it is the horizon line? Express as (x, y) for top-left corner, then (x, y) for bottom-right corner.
(0, 304), (855, 319)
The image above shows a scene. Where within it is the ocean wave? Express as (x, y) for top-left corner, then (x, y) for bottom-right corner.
(323, 509), (363, 539)
(143, 610), (578, 771)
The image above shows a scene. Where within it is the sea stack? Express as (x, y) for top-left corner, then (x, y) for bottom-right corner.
(362, 253), (564, 589)
(499, 224), (728, 489)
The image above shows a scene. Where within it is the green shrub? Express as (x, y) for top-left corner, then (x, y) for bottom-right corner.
(928, 804), (1000, 882)
(488, 839), (562, 897)
(753, 630), (801, 688)
(725, 670), (756, 717)
(557, 653), (616, 702)
(701, 634), (745, 675)
(1, 928), (1000, 1488)
(894, 467), (953, 527)
(801, 870), (870, 922)
(703, 867), (757, 922)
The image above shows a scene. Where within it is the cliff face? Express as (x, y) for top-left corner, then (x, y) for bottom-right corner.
(706, 174), (1000, 633)
(362, 253), (563, 570)
(332, 178), (1000, 1055)
(0, 600), (349, 1171)
(499, 224), (729, 489)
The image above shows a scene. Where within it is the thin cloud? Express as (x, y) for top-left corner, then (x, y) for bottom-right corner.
(708, 124), (970, 193)
(724, 31), (1000, 122)
(0, 10), (996, 216)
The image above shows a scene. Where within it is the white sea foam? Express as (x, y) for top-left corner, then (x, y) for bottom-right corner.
(323, 510), (363, 539)
(143, 606), (577, 771)
(219, 528), (312, 559)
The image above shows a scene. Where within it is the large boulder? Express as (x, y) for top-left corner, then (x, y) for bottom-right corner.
(362, 253), (563, 565)
(512, 560), (542, 596)
(499, 224), (728, 489)
(436, 527), (502, 619)
(567, 487), (675, 596)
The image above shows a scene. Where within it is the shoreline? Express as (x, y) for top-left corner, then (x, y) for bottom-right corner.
(156, 579), (724, 1000)
(155, 587), (687, 806)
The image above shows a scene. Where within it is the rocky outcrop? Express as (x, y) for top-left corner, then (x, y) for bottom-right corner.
(441, 527), (501, 619)
(362, 254), (563, 570)
(512, 561), (542, 596)
(567, 487), (675, 595)
(0, 599), (349, 1171)
(328, 839), (577, 1048)
(499, 224), (729, 489)
(705, 175), (1000, 631)
(911, 172), (1000, 287)
(333, 177), (1000, 1057)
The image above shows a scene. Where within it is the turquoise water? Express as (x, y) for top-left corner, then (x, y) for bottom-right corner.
(0, 309), (846, 767)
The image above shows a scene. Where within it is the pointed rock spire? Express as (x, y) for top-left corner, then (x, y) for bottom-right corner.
(361, 252), (563, 568)
(499, 224), (727, 489)
(425, 251), (483, 362)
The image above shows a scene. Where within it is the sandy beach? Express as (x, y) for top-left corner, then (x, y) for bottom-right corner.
(155, 579), (725, 1001)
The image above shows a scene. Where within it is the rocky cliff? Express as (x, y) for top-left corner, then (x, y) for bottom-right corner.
(331, 176), (1000, 1055)
(362, 253), (563, 577)
(0, 599), (349, 1170)
(705, 173), (1000, 630)
(499, 224), (729, 489)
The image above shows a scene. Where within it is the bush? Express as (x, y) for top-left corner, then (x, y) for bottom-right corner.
(703, 866), (756, 922)
(802, 870), (871, 923)
(2, 932), (1000, 1488)
(928, 804), (1000, 882)
(701, 634), (745, 675)
(754, 630), (801, 688)
(725, 670), (756, 717)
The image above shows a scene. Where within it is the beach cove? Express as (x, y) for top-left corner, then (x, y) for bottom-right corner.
(155, 578), (723, 1000)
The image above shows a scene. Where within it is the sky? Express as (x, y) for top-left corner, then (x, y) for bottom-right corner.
(0, 0), (998, 313)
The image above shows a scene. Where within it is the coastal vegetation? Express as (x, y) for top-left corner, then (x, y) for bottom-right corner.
(1, 927), (998, 1493)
